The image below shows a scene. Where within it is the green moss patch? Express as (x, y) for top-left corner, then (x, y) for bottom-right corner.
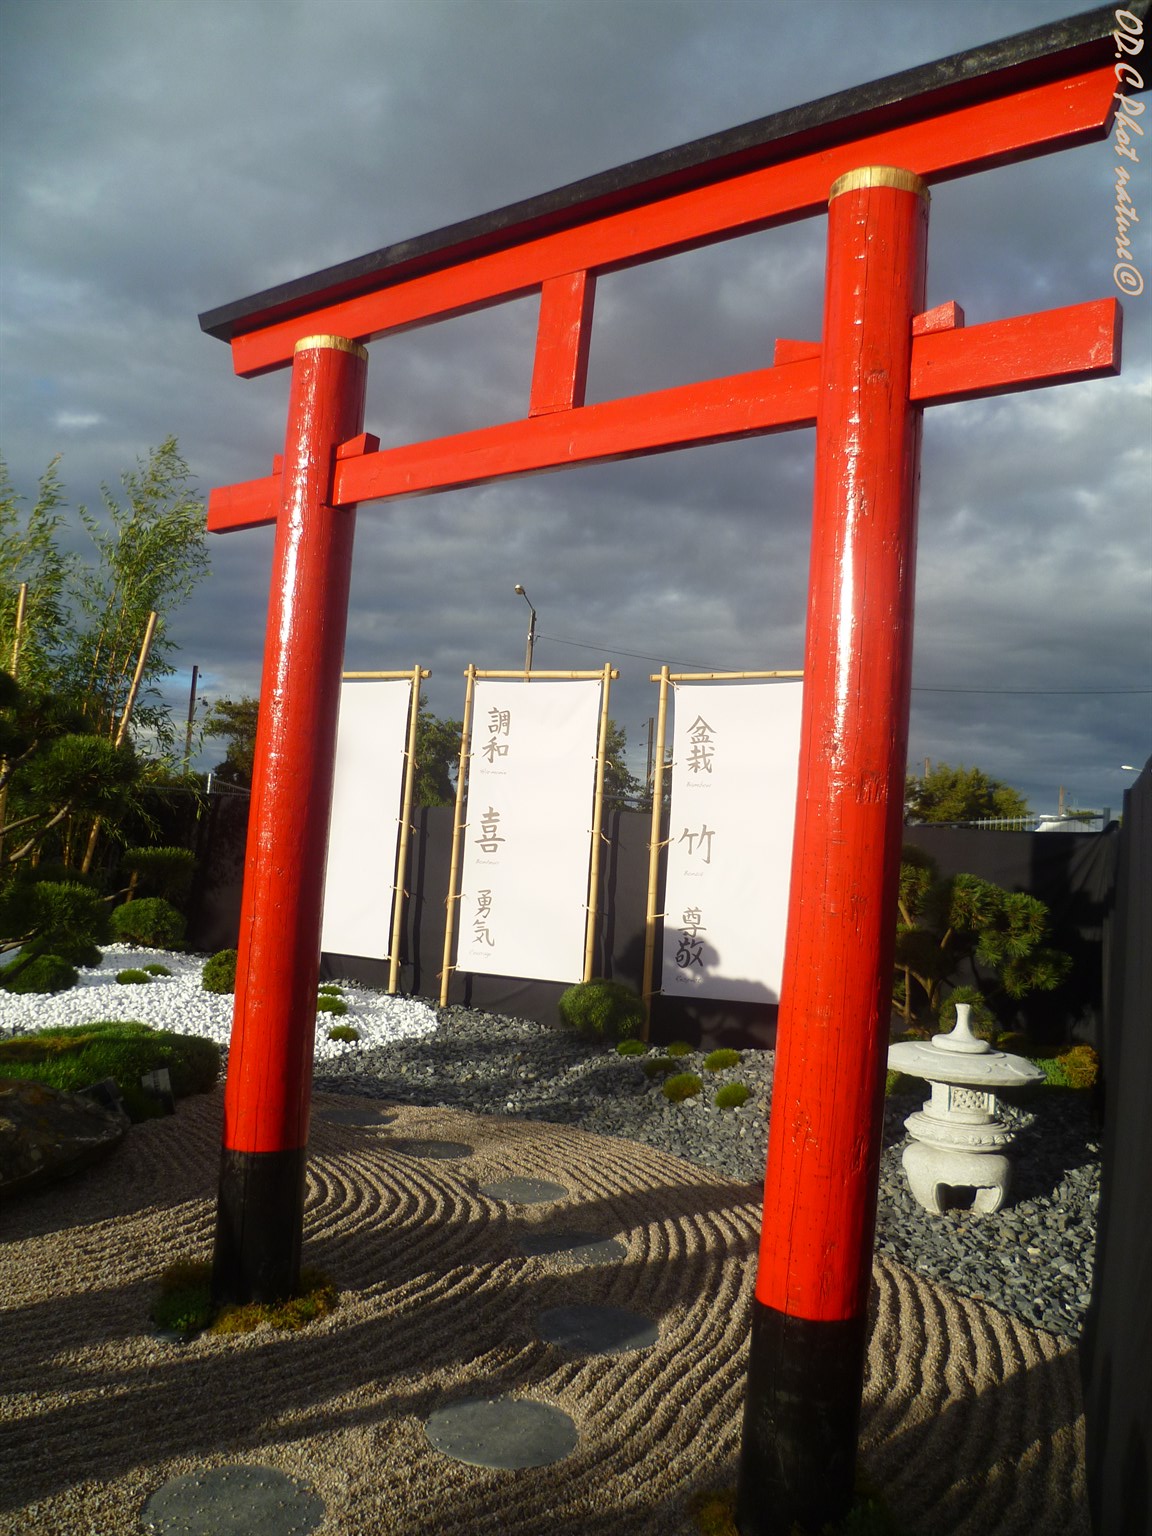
(152, 1261), (338, 1338)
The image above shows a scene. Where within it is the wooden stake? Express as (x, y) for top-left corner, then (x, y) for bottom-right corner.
(439, 665), (476, 1006)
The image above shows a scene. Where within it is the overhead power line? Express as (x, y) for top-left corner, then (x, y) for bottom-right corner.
(538, 634), (1149, 696)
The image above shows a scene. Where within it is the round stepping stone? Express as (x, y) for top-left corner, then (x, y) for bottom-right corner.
(141, 1464), (324, 1535)
(479, 1176), (569, 1205)
(424, 1395), (578, 1469)
(517, 1229), (626, 1266)
(388, 1138), (473, 1160)
(537, 1303), (659, 1356)
(316, 1104), (394, 1127)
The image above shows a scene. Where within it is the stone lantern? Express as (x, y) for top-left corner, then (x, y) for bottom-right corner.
(887, 1003), (1044, 1215)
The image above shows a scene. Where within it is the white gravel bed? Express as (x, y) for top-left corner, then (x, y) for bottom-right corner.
(0, 944), (439, 1060)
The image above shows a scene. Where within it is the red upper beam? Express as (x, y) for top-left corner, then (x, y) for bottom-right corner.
(222, 68), (1118, 378)
(206, 298), (1120, 532)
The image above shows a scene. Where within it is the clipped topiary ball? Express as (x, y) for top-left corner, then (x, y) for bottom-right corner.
(326, 1023), (360, 1043)
(666, 1040), (694, 1058)
(144, 963), (172, 977)
(703, 1047), (741, 1072)
(116, 968), (152, 985)
(662, 1072), (703, 1103)
(0, 952), (78, 995)
(318, 983), (344, 997)
(616, 1038), (647, 1057)
(316, 995), (348, 1016)
(109, 897), (186, 949)
(557, 978), (644, 1043)
(201, 948), (238, 994)
(714, 1082), (751, 1110)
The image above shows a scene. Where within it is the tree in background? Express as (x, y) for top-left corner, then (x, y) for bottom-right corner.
(904, 760), (1030, 824)
(602, 719), (643, 807)
(0, 440), (207, 878)
(414, 702), (461, 807)
(893, 847), (1071, 1038)
(202, 697), (260, 787)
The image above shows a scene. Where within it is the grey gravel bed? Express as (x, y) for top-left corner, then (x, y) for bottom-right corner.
(313, 1002), (1100, 1342)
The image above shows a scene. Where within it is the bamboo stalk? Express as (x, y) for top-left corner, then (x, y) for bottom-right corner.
(439, 665), (476, 1006)
(80, 610), (159, 875)
(0, 583), (29, 863)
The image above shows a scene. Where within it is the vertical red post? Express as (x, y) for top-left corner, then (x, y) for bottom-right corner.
(737, 167), (929, 1533)
(212, 334), (368, 1305)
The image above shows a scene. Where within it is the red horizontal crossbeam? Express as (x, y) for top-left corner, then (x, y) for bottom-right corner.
(207, 297), (1119, 533)
(227, 68), (1116, 378)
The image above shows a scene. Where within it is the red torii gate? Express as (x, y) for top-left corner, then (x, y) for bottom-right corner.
(199, 6), (1140, 1530)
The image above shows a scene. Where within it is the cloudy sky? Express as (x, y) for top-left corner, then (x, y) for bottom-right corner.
(1, 0), (1149, 818)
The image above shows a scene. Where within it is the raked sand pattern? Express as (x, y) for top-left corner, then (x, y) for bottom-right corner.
(0, 1089), (1088, 1536)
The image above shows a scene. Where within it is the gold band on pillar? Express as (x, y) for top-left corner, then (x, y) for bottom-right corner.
(294, 334), (369, 361)
(829, 167), (929, 203)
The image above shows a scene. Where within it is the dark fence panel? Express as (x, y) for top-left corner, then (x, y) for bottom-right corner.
(1081, 760), (1152, 1536)
(190, 801), (1115, 1050)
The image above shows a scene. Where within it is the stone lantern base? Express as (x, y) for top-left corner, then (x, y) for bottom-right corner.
(901, 1139), (1011, 1215)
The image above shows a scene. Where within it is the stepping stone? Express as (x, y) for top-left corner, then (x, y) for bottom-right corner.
(537, 1304), (659, 1356)
(517, 1229), (626, 1266)
(424, 1395), (578, 1470)
(316, 1104), (395, 1127)
(388, 1139), (473, 1160)
(141, 1465), (324, 1535)
(479, 1176), (569, 1205)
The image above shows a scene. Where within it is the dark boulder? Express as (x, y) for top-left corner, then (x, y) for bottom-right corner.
(0, 1078), (129, 1197)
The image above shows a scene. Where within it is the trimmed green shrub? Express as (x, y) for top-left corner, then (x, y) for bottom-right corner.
(714, 1082), (751, 1110)
(326, 1023), (360, 1043)
(0, 952), (78, 995)
(662, 1072), (703, 1102)
(703, 1048), (741, 1072)
(144, 963), (172, 976)
(557, 978), (644, 1042)
(642, 1056), (675, 1079)
(201, 948), (238, 994)
(666, 1040), (693, 1058)
(316, 995), (348, 1017)
(1034, 1043), (1100, 1091)
(0, 1021), (220, 1121)
(109, 897), (186, 949)
(616, 1038), (647, 1057)
(0, 878), (108, 967)
(116, 968), (152, 985)
(317, 983), (344, 997)
(123, 846), (195, 904)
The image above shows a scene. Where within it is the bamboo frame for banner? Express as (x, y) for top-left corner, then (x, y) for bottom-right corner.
(338, 666), (430, 993)
(438, 663), (618, 1004)
(584, 662), (615, 982)
(641, 667), (803, 1036)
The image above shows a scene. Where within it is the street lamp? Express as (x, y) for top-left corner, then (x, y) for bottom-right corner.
(514, 584), (537, 673)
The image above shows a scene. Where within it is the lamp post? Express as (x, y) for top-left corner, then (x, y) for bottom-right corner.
(514, 584), (537, 673)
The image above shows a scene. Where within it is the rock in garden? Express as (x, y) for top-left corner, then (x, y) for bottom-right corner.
(0, 1078), (129, 1197)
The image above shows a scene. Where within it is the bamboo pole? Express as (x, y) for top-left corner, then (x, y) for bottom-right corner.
(439, 665), (476, 1006)
(641, 665), (671, 1040)
(0, 583), (29, 863)
(582, 662), (614, 983)
(389, 665), (429, 994)
(80, 609), (159, 876)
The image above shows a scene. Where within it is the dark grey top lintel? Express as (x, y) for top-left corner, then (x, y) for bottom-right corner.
(199, 3), (1145, 344)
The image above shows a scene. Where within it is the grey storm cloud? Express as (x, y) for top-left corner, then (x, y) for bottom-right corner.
(1, 0), (1148, 813)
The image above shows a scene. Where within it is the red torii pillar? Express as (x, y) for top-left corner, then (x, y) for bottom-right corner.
(212, 336), (368, 1303)
(738, 165), (927, 1533)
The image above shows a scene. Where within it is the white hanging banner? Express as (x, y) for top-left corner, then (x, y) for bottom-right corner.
(321, 678), (412, 960)
(457, 679), (601, 983)
(661, 682), (803, 1003)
